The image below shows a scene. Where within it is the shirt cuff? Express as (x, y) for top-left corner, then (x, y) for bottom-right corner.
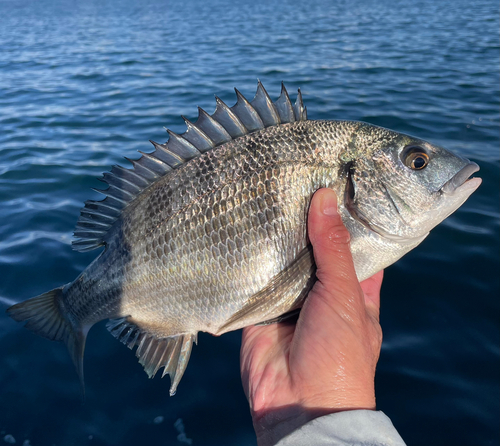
(275, 410), (406, 446)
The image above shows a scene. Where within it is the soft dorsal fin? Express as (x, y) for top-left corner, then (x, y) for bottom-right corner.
(72, 82), (307, 252)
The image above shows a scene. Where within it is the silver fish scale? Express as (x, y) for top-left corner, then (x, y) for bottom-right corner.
(65, 120), (357, 336)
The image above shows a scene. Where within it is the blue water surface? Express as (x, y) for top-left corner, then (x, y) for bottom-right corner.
(0, 0), (498, 445)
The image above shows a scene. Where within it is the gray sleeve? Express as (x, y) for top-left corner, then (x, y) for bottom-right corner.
(275, 410), (407, 446)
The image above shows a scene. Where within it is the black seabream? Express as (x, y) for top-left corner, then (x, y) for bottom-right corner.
(7, 83), (481, 396)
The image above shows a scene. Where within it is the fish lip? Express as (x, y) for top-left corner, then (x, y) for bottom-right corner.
(441, 161), (480, 195)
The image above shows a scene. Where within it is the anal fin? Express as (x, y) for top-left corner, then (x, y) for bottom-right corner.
(217, 246), (316, 334)
(106, 318), (196, 396)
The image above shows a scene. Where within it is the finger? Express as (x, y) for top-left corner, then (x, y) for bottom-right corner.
(360, 270), (383, 322)
(307, 188), (361, 300)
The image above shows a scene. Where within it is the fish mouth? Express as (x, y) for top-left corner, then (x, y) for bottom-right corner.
(441, 161), (481, 195)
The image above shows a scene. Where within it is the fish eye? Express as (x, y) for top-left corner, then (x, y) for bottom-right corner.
(403, 146), (430, 170)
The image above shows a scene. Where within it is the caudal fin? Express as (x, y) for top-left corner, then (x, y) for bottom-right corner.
(6, 287), (88, 395)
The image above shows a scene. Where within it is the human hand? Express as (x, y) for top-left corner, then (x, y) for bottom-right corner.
(240, 188), (384, 445)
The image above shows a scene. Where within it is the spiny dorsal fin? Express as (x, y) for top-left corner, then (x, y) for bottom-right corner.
(106, 318), (197, 396)
(73, 82), (307, 252)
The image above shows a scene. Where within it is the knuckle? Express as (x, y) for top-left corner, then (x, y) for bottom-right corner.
(369, 323), (383, 350)
(326, 224), (351, 247)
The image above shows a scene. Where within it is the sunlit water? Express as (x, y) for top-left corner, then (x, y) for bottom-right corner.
(0, 0), (498, 445)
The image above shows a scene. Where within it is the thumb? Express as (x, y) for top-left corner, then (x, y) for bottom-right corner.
(308, 188), (362, 301)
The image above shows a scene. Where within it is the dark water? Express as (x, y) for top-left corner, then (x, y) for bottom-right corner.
(0, 0), (498, 444)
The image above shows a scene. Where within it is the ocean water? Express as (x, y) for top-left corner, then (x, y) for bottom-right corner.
(0, 0), (498, 445)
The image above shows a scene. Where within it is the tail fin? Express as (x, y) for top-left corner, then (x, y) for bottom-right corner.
(6, 286), (88, 396)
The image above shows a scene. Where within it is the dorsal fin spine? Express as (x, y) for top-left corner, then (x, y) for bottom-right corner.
(110, 165), (150, 188)
(84, 200), (121, 215)
(251, 81), (281, 127)
(76, 218), (109, 228)
(181, 116), (215, 152)
(73, 83), (307, 252)
(95, 185), (135, 203)
(100, 173), (142, 194)
(275, 83), (295, 123)
(212, 96), (247, 138)
(125, 157), (159, 179)
(294, 88), (306, 121)
(98, 178), (139, 198)
(81, 212), (115, 223)
(72, 239), (103, 251)
(90, 188), (128, 206)
(74, 230), (107, 239)
(106, 183), (135, 198)
(232, 88), (265, 132)
(150, 140), (185, 168)
(138, 150), (169, 166)
(165, 131), (199, 160)
(196, 107), (232, 145)
(137, 152), (171, 176)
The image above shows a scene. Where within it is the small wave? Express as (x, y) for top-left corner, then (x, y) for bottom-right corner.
(0, 295), (17, 307)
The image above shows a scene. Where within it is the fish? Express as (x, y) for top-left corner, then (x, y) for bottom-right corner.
(7, 82), (481, 396)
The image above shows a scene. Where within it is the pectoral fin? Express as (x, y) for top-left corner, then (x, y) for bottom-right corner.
(217, 246), (316, 334)
(255, 308), (301, 326)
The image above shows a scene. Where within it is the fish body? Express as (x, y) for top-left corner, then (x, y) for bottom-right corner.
(7, 83), (481, 395)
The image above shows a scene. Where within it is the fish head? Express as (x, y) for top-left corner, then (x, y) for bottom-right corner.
(344, 124), (482, 243)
